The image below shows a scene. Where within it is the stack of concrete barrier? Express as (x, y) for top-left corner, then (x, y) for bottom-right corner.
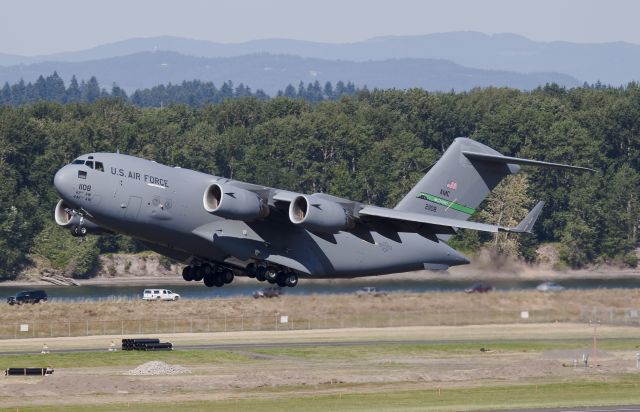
(5, 367), (54, 376)
(121, 338), (172, 351)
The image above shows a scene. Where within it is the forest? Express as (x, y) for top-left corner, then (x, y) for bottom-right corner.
(0, 72), (359, 107)
(0, 82), (639, 279)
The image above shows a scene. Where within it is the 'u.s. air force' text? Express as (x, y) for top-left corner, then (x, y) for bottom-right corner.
(110, 167), (169, 188)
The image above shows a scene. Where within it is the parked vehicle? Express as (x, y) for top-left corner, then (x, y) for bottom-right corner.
(142, 289), (180, 301)
(253, 287), (282, 299)
(356, 287), (388, 297)
(536, 281), (565, 292)
(464, 283), (493, 293)
(7, 290), (48, 305)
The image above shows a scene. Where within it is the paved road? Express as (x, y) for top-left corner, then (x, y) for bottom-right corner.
(0, 336), (611, 356)
(0, 338), (473, 355)
(503, 407), (640, 412)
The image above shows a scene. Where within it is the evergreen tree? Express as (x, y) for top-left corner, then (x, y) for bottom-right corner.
(46, 72), (66, 103)
(0, 82), (10, 105)
(66, 75), (81, 102)
(283, 84), (296, 98)
(81, 76), (100, 103)
(110, 83), (128, 100)
(323, 81), (334, 100)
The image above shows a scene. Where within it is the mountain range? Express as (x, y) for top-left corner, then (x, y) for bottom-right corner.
(1, 32), (637, 93)
(0, 52), (580, 94)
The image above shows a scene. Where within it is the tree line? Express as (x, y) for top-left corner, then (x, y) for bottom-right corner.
(0, 72), (360, 107)
(0, 83), (638, 279)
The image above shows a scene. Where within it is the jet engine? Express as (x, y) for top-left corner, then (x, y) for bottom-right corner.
(54, 200), (81, 228)
(203, 183), (269, 221)
(289, 194), (354, 234)
(54, 200), (111, 236)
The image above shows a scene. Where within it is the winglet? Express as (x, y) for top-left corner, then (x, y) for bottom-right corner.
(501, 201), (545, 233)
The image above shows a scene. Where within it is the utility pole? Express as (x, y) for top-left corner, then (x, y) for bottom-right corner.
(590, 320), (600, 367)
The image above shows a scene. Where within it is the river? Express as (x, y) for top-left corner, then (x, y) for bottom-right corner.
(1, 277), (640, 301)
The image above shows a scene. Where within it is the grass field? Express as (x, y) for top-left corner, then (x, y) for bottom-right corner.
(1, 292), (640, 411)
(1, 289), (640, 340)
(6, 373), (640, 411)
(2, 289), (640, 324)
(0, 325), (639, 410)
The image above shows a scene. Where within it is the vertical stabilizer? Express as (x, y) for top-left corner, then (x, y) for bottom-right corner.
(394, 138), (519, 221)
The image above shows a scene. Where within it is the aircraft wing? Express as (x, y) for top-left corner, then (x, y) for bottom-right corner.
(358, 201), (545, 234)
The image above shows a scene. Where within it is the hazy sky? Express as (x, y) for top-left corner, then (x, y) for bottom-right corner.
(2, 0), (639, 55)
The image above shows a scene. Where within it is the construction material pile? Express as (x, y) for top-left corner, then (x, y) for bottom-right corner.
(121, 338), (172, 351)
(126, 361), (190, 376)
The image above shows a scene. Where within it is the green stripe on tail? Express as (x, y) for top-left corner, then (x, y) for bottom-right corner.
(417, 192), (476, 215)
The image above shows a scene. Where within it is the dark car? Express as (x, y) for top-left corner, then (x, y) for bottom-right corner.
(253, 287), (282, 299)
(7, 290), (48, 305)
(464, 283), (493, 293)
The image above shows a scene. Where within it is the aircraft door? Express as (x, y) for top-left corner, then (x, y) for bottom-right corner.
(123, 196), (142, 220)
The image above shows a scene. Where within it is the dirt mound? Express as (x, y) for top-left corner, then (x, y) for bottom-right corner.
(126, 361), (190, 376)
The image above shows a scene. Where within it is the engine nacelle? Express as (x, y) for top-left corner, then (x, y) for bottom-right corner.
(54, 200), (81, 228)
(289, 194), (354, 234)
(203, 183), (269, 221)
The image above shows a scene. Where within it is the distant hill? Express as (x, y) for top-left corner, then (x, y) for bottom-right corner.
(2, 33), (639, 85)
(0, 52), (579, 94)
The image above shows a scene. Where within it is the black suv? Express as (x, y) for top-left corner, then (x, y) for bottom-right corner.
(7, 290), (48, 305)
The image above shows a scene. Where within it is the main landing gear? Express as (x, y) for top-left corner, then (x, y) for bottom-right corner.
(245, 263), (298, 288)
(182, 264), (234, 288)
(182, 263), (299, 288)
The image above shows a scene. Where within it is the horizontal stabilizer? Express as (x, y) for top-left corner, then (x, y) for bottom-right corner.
(505, 201), (545, 234)
(359, 201), (545, 234)
(462, 151), (593, 172)
(360, 206), (501, 233)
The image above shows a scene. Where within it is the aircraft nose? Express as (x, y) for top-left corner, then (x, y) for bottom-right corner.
(54, 166), (74, 197)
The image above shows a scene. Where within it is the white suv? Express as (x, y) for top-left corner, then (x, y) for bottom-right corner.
(142, 289), (180, 301)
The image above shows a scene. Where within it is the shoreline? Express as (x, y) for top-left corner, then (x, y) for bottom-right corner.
(1, 265), (639, 288)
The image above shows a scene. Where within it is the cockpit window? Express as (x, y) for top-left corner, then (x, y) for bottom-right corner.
(72, 159), (84, 165)
(85, 160), (94, 169)
(95, 161), (104, 172)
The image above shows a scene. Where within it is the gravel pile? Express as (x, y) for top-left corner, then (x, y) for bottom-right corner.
(126, 361), (191, 376)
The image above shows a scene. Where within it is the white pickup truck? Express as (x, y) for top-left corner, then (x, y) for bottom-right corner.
(142, 289), (180, 301)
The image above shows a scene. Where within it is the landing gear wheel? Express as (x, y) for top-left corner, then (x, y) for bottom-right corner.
(284, 273), (298, 288)
(196, 264), (213, 282)
(203, 273), (215, 287)
(71, 225), (87, 237)
(265, 267), (278, 284)
(276, 271), (287, 287)
(256, 266), (266, 282)
(182, 266), (193, 282)
(193, 266), (205, 282)
(245, 263), (257, 278)
(221, 269), (234, 284)
(213, 269), (225, 287)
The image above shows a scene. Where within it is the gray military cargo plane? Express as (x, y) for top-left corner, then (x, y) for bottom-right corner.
(53, 138), (589, 288)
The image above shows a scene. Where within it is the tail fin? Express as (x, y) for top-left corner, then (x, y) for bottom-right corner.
(394, 137), (589, 221)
